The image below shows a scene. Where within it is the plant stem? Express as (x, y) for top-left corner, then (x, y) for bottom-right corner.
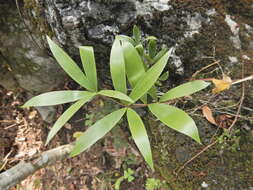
(131, 103), (149, 108)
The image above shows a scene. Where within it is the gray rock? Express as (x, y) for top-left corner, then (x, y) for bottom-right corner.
(0, 2), (65, 93)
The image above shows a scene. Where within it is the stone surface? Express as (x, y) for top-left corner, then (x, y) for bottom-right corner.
(0, 2), (65, 122)
(0, 2), (65, 93)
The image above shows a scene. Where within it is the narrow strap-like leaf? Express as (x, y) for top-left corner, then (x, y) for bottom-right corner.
(80, 46), (98, 92)
(98, 90), (134, 103)
(127, 108), (154, 170)
(121, 41), (147, 103)
(160, 80), (210, 102)
(70, 108), (127, 157)
(129, 48), (172, 102)
(148, 103), (201, 143)
(47, 36), (93, 90)
(46, 94), (95, 145)
(110, 39), (127, 94)
(122, 41), (146, 87)
(22, 91), (94, 107)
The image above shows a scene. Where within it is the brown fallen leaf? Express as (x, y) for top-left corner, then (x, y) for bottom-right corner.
(216, 114), (233, 129)
(212, 74), (232, 94)
(202, 106), (217, 126)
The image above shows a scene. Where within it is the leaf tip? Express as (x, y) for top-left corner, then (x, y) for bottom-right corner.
(69, 149), (78, 157)
(20, 105), (27, 108)
(69, 152), (75, 157)
(195, 136), (202, 144)
(46, 35), (52, 43)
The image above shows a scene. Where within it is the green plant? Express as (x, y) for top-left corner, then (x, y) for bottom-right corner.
(145, 178), (164, 190)
(114, 168), (135, 190)
(22, 26), (210, 170)
(218, 129), (241, 152)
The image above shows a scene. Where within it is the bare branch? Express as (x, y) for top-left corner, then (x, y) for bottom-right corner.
(0, 144), (74, 190)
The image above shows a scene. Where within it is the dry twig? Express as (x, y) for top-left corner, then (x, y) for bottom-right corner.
(174, 62), (246, 175)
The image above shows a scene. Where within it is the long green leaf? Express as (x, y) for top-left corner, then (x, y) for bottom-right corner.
(160, 80), (210, 102)
(46, 94), (95, 145)
(47, 36), (93, 90)
(98, 90), (134, 104)
(22, 91), (94, 107)
(129, 48), (172, 102)
(122, 41), (147, 103)
(127, 108), (153, 170)
(80, 46), (98, 92)
(110, 39), (127, 94)
(70, 108), (127, 156)
(122, 41), (146, 87)
(148, 103), (201, 143)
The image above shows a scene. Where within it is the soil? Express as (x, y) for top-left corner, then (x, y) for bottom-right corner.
(0, 84), (152, 190)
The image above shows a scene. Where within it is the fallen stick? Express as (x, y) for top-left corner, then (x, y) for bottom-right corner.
(0, 144), (74, 190)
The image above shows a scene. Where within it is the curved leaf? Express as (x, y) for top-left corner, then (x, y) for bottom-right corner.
(129, 48), (172, 102)
(127, 108), (153, 170)
(116, 35), (135, 46)
(160, 80), (210, 102)
(110, 39), (127, 94)
(70, 108), (127, 156)
(22, 91), (94, 107)
(122, 41), (148, 103)
(80, 46), (98, 92)
(148, 103), (201, 143)
(47, 36), (92, 90)
(46, 94), (95, 145)
(98, 90), (134, 103)
(122, 41), (146, 87)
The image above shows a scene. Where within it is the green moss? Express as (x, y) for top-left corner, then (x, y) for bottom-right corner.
(23, 0), (53, 37)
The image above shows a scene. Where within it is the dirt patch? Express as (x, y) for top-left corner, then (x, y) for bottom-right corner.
(0, 85), (154, 190)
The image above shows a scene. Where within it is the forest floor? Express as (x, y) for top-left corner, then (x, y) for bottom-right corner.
(1, 61), (253, 190)
(0, 84), (154, 190)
